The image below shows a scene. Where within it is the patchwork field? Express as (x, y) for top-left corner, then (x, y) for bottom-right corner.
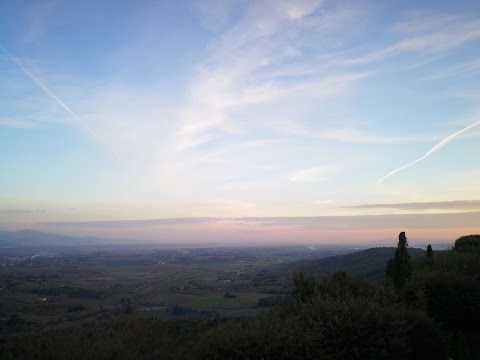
(1, 245), (354, 324)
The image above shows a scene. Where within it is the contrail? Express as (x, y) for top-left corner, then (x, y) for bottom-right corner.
(378, 118), (480, 183)
(0, 44), (78, 121)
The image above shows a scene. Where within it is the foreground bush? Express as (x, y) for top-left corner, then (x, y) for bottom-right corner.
(0, 319), (203, 360)
(402, 235), (480, 360)
(193, 296), (447, 360)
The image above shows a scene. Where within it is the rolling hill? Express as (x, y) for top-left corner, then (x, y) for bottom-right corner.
(258, 247), (427, 285)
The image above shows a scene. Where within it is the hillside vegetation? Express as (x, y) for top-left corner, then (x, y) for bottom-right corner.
(265, 246), (426, 284)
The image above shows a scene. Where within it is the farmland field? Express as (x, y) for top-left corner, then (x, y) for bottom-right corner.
(0, 244), (357, 325)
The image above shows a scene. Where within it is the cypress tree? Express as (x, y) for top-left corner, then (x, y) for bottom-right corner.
(426, 244), (433, 257)
(386, 232), (412, 288)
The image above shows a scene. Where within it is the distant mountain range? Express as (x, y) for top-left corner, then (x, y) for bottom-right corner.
(0, 229), (102, 246)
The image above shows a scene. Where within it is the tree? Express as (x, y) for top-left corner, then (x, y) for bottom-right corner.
(426, 244), (433, 258)
(454, 234), (480, 252)
(386, 232), (411, 289)
(292, 271), (317, 303)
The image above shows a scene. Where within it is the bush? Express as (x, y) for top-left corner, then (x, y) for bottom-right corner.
(193, 274), (448, 360)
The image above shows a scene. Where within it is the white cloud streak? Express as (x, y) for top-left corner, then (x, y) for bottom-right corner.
(378, 118), (480, 183)
(344, 16), (480, 66)
(0, 44), (78, 122)
(289, 167), (331, 182)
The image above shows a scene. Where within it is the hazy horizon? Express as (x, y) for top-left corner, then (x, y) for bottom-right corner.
(1, 212), (476, 246)
(1, 1), (480, 244)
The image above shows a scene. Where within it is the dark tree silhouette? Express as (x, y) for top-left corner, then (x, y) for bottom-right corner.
(292, 271), (317, 303)
(454, 234), (480, 252)
(426, 244), (433, 257)
(386, 231), (411, 288)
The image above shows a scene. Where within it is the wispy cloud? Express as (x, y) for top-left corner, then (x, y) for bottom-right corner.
(316, 127), (439, 144)
(40, 211), (480, 230)
(41, 217), (220, 227)
(378, 117), (480, 183)
(422, 59), (480, 81)
(176, 0), (366, 151)
(344, 200), (480, 211)
(22, 0), (56, 43)
(289, 167), (331, 182)
(264, 119), (441, 145)
(344, 15), (480, 65)
(0, 209), (46, 214)
(188, 0), (239, 30)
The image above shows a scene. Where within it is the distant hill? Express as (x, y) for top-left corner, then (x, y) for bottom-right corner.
(0, 229), (102, 247)
(262, 247), (426, 285)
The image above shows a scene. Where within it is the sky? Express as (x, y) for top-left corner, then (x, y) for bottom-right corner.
(1, 0), (480, 245)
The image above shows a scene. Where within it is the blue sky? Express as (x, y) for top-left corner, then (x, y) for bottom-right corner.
(1, 0), (480, 244)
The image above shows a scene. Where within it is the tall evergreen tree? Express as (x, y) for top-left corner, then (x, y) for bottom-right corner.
(386, 232), (411, 288)
(426, 244), (433, 257)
